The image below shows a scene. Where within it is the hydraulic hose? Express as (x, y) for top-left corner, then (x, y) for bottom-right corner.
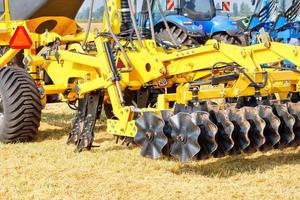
(146, 0), (156, 41)
(104, 0), (133, 72)
(82, 0), (94, 48)
(155, 0), (179, 47)
(127, 0), (144, 48)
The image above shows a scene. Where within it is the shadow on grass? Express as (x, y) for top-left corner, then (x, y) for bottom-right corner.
(38, 111), (300, 178)
(93, 136), (114, 144)
(37, 129), (69, 142)
(170, 149), (300, 178)
(42, 112), (74, 126)
(37, 112), (107, 142)
(102, 145), (131, 152)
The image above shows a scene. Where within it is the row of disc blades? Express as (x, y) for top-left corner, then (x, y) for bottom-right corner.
(134, 102), (300, 162)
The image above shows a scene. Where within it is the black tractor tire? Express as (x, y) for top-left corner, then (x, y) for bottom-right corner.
(156, 26), (200, 46)
(0, 67), (42, 143)
(212, 32), (247, 46)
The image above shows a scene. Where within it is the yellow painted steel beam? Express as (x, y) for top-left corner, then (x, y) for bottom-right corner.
(247, 43), (298, 66)
(268, 71), (300, 82)
(102, 0), (121, 33)
(57, 50), (101, 69)
(0, 48), (20, 67)
(268, 42), (300, 67)
(43, 85), (66, 95)
(4, 0), (11, 25)
(77, 78), (109, 95)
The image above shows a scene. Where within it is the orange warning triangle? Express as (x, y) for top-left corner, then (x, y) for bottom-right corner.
(9, 26), (32, 49)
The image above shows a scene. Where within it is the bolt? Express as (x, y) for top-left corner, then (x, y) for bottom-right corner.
(145, 131), (154, 141)
(241, 49), (246, 57)
(213, 43), (220, 50)
(265, 86), (270, 91)
(293, 48), (298, 56)
(177, 134), (187, 143)
(264, 41), (271, 48)
(160, 68), (166, 74)
(236, 89), (241, 96)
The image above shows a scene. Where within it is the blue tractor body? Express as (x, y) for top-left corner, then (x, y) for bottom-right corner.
(247, 0), (300, 44)
(195, 15), (239, 35)
(155, 12), (240, 37)
(272, 15), (300, 44)
(247, 0), (300, 67)
(139, 0), (244, 45)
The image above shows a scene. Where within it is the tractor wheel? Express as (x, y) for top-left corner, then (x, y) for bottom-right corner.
(212, 33), (247, 46)
(156, 26), (200, 46)
(0, 67), (42, 143)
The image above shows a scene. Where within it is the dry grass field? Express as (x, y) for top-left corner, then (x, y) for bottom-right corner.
(0, 103), (299, 200)
(78, 23), (102, 32)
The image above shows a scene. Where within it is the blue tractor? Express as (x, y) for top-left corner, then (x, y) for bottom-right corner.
(244, 0), (300, 68)
(245, 0), (300, 45)
(138, 0), (246, 46)
(272, 0), (300, 44)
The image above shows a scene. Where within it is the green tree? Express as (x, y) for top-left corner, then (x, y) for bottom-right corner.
(93, 6), (105, 21)
(76, 7), (90, 21)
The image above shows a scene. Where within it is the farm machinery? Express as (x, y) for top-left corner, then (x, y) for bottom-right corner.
(0, 0), (300, 162)
(245, 0), (300, 45)
(138, 0), (246, 46)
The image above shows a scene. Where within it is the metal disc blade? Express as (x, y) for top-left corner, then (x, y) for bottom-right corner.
(273, 104), (296, 145)
(134, 112), (168, 159)
(161, 110), (174, 122)
(209, 108), (235, 156)
(170, 139), (201, 162)
(228, 107), (251, 151)
(191, 111), (218, 156)
(134, 131), (147, 146)
(140, 140), (163, 159)
(288, 102), (300, 143)
(161, 110), (174, 138)
(135, 112), (165, 134)
(244, 107), (266, 148)
(257, 105), (281, 149)
(169, 113), (201, 162)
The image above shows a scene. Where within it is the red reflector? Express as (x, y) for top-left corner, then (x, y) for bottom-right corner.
(222, 1), (231, 12)
(116, 58), (125, 69)
(9, 26), (32, 49)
